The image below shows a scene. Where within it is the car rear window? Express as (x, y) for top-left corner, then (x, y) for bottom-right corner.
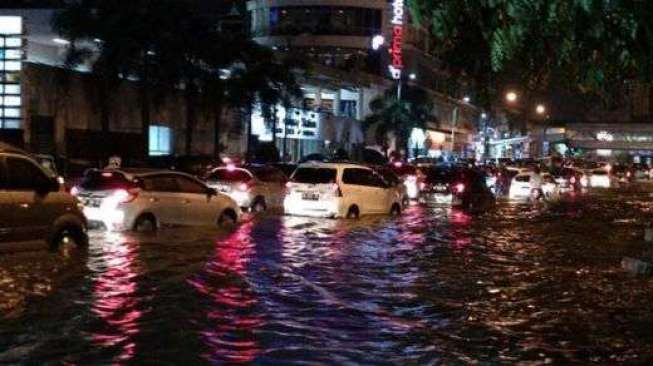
(209, 169), (252, 182)
(593, 170), (608, 175)
(515, 175), (531, 182)
(425, 168), (455, 183)
(292, 167), (337, 184)
(80, 170), (136, 190)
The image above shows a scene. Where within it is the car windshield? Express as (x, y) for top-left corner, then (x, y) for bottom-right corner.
(80, 170), (136, 190)
(292, 167), (337, 184)
(209, 169), (252, 182)
(593, 170), (608, 175)
(515, 175), (531, 182)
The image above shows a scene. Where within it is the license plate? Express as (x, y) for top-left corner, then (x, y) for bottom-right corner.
(434, 184), (447, 192)
(302, 192), (319, 201)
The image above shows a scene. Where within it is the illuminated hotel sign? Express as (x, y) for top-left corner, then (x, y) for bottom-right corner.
(388, 0), (404, 80)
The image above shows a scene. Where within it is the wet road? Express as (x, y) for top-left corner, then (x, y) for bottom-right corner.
(2, 187), (653, 364)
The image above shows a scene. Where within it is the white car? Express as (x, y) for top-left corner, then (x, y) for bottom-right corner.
(284, 162), (403, 218)
(74, 169), (240, 231)
(509, 172), (558, 200)
(589, 169), (615, 188)
(205, 165), (287, 212)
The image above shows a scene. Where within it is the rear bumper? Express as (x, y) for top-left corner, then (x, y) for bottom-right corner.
(283, 196), (343, 218)
(419, 192), (461, 205)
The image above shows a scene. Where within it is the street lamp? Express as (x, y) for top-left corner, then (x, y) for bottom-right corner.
(481, 112), (487, 119)
(463, 96), (470, 103)
(536, 104), (546, 115)
(409, 73), (416, 80)
(505, 91), (518, 103)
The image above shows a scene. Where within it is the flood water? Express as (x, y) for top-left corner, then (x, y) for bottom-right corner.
(2, 187), (653, 364)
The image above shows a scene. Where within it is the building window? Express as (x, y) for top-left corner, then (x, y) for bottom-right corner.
(0, 16), (23, 130)
(149, 125), (172, 156)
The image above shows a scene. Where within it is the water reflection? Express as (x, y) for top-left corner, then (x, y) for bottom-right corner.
(188, 221), (264, 364)
(88, 233), (143, 363)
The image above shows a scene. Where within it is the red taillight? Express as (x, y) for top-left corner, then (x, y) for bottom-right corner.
(70, 186), (80, 196)
(419, 182), (426, 190)
(237, 182), (251, 192)
(285, 181), (293, 189)
(454, 183), (465, 194)
(113, 188), (138, 204)
(331, 183), (343, 197)
(627, 171), (632, 177)
(570, 176), (577, 184)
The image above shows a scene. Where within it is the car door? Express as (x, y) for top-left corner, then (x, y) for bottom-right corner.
(141, 174), (184, 226)
(0, 158), (14, 242)
(367, 171), (393, 213)
(174, 175), (216, 226)
(342, 168), (385, 214)
(4, 156), (59, 243)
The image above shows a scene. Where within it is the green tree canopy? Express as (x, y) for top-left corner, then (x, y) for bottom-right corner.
(365, 84), (434, 156)
(409, 0), (653, 108)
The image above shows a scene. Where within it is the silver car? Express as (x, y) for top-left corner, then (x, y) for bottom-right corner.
(0, 143), (87, 251)
(74, 169), (240, 231)
(205, 165), (288, 213)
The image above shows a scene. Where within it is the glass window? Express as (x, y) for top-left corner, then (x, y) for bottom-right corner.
(143, 175), (178, 192)
(5, 37), (22, 48)
(208, 169), (252, 182)
(292, 167), (337, 184)
(343, 168), (382, 187)
(175, 176), (208, 194)
(5, 157), (50, 191)
(4, 61), (20, 71)
(2, 84), (20, 95)
(2, 107), (19, 117)
(2, 96), (20, 106)
(149, 125), (172, 156)
(1, 119), (20, 129)
(80, 170), (135, 191)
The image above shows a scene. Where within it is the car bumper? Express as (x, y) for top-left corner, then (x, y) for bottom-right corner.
(419, 192), (461, 205)
(83, 205), (136, 231)
(283, 197), (343, 218)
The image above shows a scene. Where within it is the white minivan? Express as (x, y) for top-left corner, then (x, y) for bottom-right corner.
(284, 162), (403, 218)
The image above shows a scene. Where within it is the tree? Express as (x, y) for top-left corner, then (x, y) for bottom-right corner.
(226, 46), (303, 160)
(365, 84), (434, 158)
(408, 0), (653, 109)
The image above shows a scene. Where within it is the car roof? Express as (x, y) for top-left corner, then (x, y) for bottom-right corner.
(99, 168), (197, 180)
(297, 161), (371, 169)
(0, 142), (29, 155)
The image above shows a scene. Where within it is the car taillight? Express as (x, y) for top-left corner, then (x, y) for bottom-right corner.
(331, 183), (343, 197)
(570, 176), (577, 184)
(454, 183), (465, 194)
(405, 175), (417, 183)
(237, 182), (251, 192)
(70, 186), (80, 196)
(285, 181), (293, 189)
(113, 188), (138, 204)
(419, 182), (426, 190)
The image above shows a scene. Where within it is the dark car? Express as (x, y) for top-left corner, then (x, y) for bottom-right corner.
(550, 167), (584, 191)
(419, 167), (494, 211)
(612, 164), (635, 184)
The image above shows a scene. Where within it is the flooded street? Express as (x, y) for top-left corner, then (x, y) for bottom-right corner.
(2, 188), (653, 364)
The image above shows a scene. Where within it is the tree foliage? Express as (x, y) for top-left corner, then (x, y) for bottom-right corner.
(365, 84), (434, 156)
(409, 0), (653, 108)
(53, 0), (303, 157)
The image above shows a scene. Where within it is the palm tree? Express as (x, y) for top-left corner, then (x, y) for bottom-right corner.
(365, 84), (434, 158)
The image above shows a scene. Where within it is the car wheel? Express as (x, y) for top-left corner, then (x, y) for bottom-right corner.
(218, 209), (238, 229)
(251, 197), (267, 213)
(134, 214), (157, 232)
(51, 226), (87, 257)
(346, 205), (360, 219)
(390, 203), (402, 216)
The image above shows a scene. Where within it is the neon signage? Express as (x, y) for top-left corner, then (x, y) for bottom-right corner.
(388, 0), (404, 80)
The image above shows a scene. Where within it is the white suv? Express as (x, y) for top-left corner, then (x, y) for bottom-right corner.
(284, 162), (403, 218)
(74, 169), (240, 231)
